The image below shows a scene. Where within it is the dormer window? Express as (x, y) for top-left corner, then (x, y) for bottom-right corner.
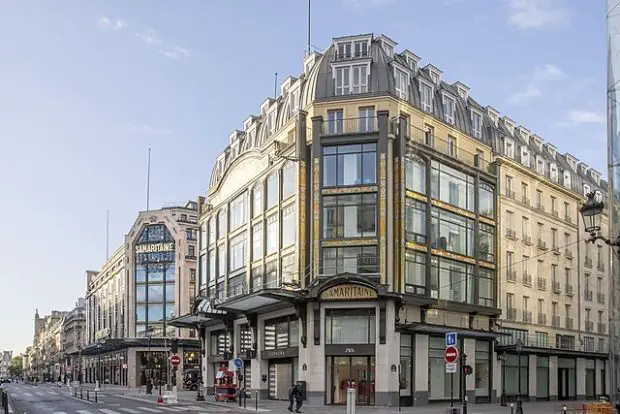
(487, 108), (499, 127)
(394, 67), (409, 100)
(354, 40), (368, 58)
(457, 87), (468, 100)
(383, 43), (394, 57)
(442, 94), (455, 125)
(419, 81), (433, 112)
(521, 147), (530, 167)
(333, 63), (369, 95)
(504, 139), (514, 158)
(536, 157), (545, 175)
(595, 190), (603, 202)
(429, 71), (439, 84)
(471, 110), (482, 138)
(584, 184), (591, 196)
(550, 164), (558, 182)
(337, 42), (352, 60)
(592, 172), (601, 185)
(504, 119), (515, 135)
(563, 170), (571, 189)
(406, 57), (417, 71)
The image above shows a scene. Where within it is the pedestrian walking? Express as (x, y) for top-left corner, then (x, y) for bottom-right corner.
(287, 383), (296, 412)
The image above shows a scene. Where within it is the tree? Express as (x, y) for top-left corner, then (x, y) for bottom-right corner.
(8, 356), (22, 377)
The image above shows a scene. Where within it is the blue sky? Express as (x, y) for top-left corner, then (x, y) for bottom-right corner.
(0, 0), (605, 353)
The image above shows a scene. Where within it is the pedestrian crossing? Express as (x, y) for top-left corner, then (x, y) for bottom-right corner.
(52, 406), (219, 414)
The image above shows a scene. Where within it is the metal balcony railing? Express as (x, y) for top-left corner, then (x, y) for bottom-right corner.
(597, 262), (606, 272)
(505, 189), (516, 199)
(538, 240), (548, 250)
(585, 321), (594, 332)
(538, 313), (547, 325)
(522, 235), (533, 245)
(565, 249), (573, 259)
(506, 229), (518, 240)
(565, 214), (572, 223)
(598, 323), (607, 334)
(552, 245), (560, 255)
(565, 284), (574, 296)
(507, 270), (517, 282)
(537, 277), (547, 290)
(597, 293), (605, 304)
(552, 280), (561, 293)
(498, 332), (607, 353)
(552, 210), (559, 218)
(523, 310), (532, 323)
(507, 307), (517, 321)
(552, 315), (561, 327)
(522, 273), (532, 286)
(522, 196), (530, 205)
(323, 116), (379, 136)
(585, 290), (593, 301)
(585, 257), (593, 268)
(565, 317), (573, 329)
(536, 203), (546, 212)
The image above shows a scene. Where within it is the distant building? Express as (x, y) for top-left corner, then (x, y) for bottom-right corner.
(0, 351), (12, 378)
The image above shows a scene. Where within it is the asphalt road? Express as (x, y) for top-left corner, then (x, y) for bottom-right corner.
(3, 383), (221, 414)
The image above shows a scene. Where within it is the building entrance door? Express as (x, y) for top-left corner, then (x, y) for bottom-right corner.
(558, 368), (569, 400)
(327, 356), (375, 405)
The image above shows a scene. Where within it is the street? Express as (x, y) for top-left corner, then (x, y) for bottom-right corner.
(3, 382), (227, 414)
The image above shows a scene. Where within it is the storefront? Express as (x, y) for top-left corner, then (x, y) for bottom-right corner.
(557, 357), (576, 400)
(263, 316), (299, 400)
(325, 345), (376, 405)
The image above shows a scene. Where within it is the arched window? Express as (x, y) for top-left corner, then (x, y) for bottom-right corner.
(405, 154), (426, 194)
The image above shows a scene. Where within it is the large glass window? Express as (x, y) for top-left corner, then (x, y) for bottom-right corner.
(217, 210), (227, 239)
(405, 198), (426, 243)
(323, 143), (377, 187)
(325, 309), (375, 344)
(405, 250), (426, 295)
(282, 205), (296, 247)
(217, 245), (226, 277)
(200, 223), (207, 249)
(536, 356), (549, 399)
(266, 214), (278, 255)
(227, 275), (244, 298)
(208, 249), (215, 285)
(399, 335), (413, 398)
(230, 193), (247, 231)
(431, 208), (474, 257)
(431, 161), (475, 211)
(430, 256), (474, 304)
(264, 316), (299, 350)
(429, 337), (460, 400)
(253, 184), (263, 217)
(208, 219), (216, 245)
(199, 254), (207, 286)
(267, 173), (279, 209)
(321, 246), (379, 276)
(405, 155), (426, 194)
(478, 183), (495, 217)
(323, 193), (377, 238)
(265, 260), (277, 288)
(478, 223), (495, 262)
(475, 341), (490, 398)
(504, 354), (528, 397)
(282, 163), (295, 200)
(478, 268), (495, 307)
(252, 222), (263, 260)
(281, 253), (296, 285)
(251, 266), (264, 292)
(229, 233), (246, 271)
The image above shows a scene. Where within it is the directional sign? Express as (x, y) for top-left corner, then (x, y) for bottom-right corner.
(169, 354), (181, 367)
(445, 332), (457, 347)
(234, 358), (244, 369)
(445, 362), (457, 374)
(444, 346), (459, 364)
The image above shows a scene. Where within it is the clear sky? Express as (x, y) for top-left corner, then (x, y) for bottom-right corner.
(0, 0), (605, 353)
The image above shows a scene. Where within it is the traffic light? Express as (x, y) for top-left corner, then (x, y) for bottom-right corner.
(170, 338), (178, 354)
(463, 364), (473, 376)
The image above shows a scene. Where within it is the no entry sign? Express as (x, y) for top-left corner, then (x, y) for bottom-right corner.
(444, 346), (459, 363)
(169, 354), (181, 367)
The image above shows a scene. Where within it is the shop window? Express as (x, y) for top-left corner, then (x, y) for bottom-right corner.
(320, 246), (379, 277)
(405, 198), (426, 243)
(209, 331), (231, 355)
(504, 354), (528, 397)
(536, 356), (549, 399)
(264, 316), (299, 350)
(430, 161), (475, 212)
(429, 336), (460, 400)
(585, 359), (595, 399)
(323, 193), (377, 238)
(405, 250), (426, 295)
(474, 341), (490, 398)
(405, 154), (426, 194)
(322, 143), (377, 187)
(325, 309), (375, 344)
(399, 334), (413, 398)
(430, 207), (474, 257)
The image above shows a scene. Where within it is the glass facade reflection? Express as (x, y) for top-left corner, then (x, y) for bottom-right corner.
(134, 224), (176, 336)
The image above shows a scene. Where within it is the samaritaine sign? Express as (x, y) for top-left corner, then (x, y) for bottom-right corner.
(135, 242), (175, 254)
(320, 284), (377, 301)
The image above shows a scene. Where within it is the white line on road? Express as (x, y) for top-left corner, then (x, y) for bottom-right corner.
(117, 409), (141, 413)
(157, 408), (184, 412)
(22, 392), (32, 397)
(99, 409), (122, 414)
(76, 411), (94, 414)
(182, 407), (206, 411)
(52, 412), (68, 414)
(137, 407), (164, 412)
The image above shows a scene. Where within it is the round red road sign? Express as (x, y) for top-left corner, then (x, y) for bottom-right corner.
(444, 346), (459, 363)
(169, 354), (181, 367)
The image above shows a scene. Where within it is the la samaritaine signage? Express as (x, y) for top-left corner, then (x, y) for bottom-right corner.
(320, 284), (377, 301)
(135, 242), (175, 254)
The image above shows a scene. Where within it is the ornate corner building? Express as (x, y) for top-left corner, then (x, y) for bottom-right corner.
(169, 33), (610, 407)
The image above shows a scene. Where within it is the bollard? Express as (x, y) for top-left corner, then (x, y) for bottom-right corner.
(563, 405), (566, 412)
(80, 387), (83, 399)
(95, 390), (98, 403)
(510, 402), (514, 414)
(255, 390), (258, 411)
(346, 387), (356, 414)
(86, 389), (90, 401)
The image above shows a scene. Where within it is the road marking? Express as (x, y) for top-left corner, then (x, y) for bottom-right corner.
(157, 408), (184, 412)
(117, 409), (141, 413)
(99, 409), (122, 414)
(137, 407), (164, 412)
(183, 407), (206, 411)
(22, 392), (32, 397)
(77, 411), (94, 414)
(52, 412), (68, 414)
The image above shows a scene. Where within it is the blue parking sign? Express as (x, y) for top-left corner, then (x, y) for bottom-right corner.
(445, 332), (457, 347)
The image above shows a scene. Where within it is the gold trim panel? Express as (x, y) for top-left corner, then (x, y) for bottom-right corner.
(479, 215), (495, 225)
(322, 185), (379, 195)
(431, 199), (477, 219)
(321, 238), (379, 248)
(431, 248), (476, 265)
(405, 242), (428, 252)
(312, 158), (321, 279)
(379, 154), (387, 284)
(298, 161), (307, 287)
(479, 261), (496, 270)
(406, 190), (427, 202)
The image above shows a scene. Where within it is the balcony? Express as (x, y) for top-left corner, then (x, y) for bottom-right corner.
(552, 210), (559, 218)
(522, 272), (532, 286)
(552, 315), (561, 327)
(522, 235), (533, 246)
(552, 245), (560, 255)
(538, 313), (547, 325)
(565, 249), (573, 259)
(323, 116), (379, 136)
(565, 213), (572, 223)
(565, 317), (574, 329)
(538, 240), (548, 250)
(585, 257), (593, 268)
(585, 289), (593, 301)
(537, 277), (547, 290)
(522, 196), (530, 206)
(552, 280), (561, 293)
(507, 270), (517, 282)
(334, 49), (370, 61)
(585, 321), (594, 332)
(565, 284), (574, 296)
(523, 310), (532, 323)
(507, 307), (517, 321)
(536, 203), (546, 213)
(505, 189), (516, 199)
(597, 262), (605, 272)
(598, 323), (607, 334)
(597, 293), (605, 304)
(506, 229), (518, 240)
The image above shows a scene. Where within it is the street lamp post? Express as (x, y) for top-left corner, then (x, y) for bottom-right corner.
(96, 343), (102, 391)
(516, 340), (523, 414)
(580, 192), (620, 401)
(145, 326), (154, 395)
(500, 352), (507, 406)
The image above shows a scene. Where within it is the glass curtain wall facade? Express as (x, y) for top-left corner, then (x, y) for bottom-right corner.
(135, 224), (176, 337)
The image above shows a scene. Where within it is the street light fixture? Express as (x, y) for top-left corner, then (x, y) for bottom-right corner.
(145, 326), (155, 395)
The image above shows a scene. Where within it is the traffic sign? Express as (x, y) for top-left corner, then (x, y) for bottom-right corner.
(169, 354), (181, 367)
(234, 358), (243, 369)
(445, 332), (457, 347)
(444, 346), (459, 363)
(445, 362), (457, 374)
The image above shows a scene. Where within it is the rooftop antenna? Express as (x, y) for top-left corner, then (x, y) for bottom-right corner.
(307, 0), (311, 57)
(146, 147), (151, 210)
(105, 209), (110, 260)
(274, 72), (278, 99)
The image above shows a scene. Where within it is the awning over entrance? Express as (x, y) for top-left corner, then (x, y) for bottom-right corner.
(398, 323), (506, 339)
(215, 287), (306, 313)
(168, 296), (235, 329)
(79, 338), (201, 356)
(167, 313), (212, 329)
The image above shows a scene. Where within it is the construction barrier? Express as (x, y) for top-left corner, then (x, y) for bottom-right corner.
(557, 402), (618, 413)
